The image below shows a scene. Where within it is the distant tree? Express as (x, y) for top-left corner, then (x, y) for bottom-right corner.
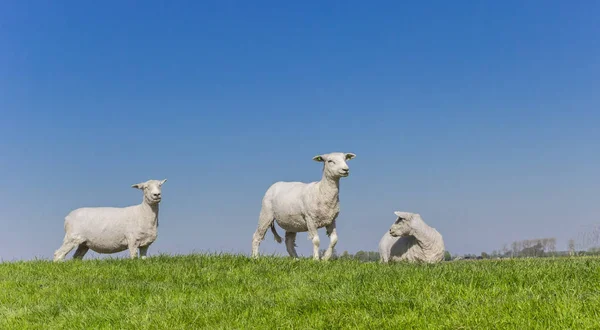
(339, 250), (352, 260)
(541, 238), (550, 253)
(354, 250), (368, 262)
(536, 239), (543, 253)
(568, 239), (576, 256)
(587, 247), (600, 255)
(521, 242), (544, 257)
(548, 238), (557, 256)
(444, 251), (452, 261)
(504, 238), (562, 258)
(481, 252), (490, 259)
(367, 251), (380, 262)
(517, 241), (524, 257)
(576, 225), (600, 252)
(351, 251), (380, 262)
(539, 238), (546, 252)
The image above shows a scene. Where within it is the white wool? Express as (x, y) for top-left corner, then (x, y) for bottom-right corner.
(379, 211), (445, 263)
(251, 152), (356, 260)
(53, 179), (167, 261)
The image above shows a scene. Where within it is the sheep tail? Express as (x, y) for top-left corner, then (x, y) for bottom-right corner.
(271, 222), (282, 244)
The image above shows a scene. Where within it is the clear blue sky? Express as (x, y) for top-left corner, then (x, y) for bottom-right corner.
(1, 1), (599, 261)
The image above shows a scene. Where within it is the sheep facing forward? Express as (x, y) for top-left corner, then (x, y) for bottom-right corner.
(251, 152), (356, 261)
(379, 211), (445, 263)
(53, 179), (167, 261)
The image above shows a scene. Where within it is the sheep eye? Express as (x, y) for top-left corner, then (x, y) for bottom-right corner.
(328, 160), (334, 164)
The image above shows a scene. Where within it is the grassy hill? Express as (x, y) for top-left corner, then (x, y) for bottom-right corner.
(1, 254), (599, 329)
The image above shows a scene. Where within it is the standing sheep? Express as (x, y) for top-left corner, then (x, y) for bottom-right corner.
(379, 211), (445, 263)
(251, 152), (356, 261)
(53, 179), (167, 261)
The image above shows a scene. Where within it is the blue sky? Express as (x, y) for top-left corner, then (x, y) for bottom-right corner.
(1, 1), (599, 260)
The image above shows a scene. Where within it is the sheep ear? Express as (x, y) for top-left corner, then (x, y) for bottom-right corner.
(345, 153), (356, 160)
(159, 179), (167, 186)
(132, 183), (146, 189)
(394, 211), (412, 220)
(313, 155), (325, 162)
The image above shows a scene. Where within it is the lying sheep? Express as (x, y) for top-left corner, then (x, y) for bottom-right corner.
(379, 211), (445, 263)
(53, 179), (167, 261)
(251, 152), (356, 260)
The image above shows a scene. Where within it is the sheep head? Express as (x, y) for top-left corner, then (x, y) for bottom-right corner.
(132, 179), (167, 205)
(313, 152), (356, 178)
(389, 211), (420, 237)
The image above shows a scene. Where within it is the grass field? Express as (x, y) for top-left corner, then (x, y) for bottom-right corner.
(1, 254), (599, 329)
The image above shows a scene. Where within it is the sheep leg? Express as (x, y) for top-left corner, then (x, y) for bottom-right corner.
(127, 238), (139, 259)
(53, 236), (82, 262)
(128, 246), (139, 259)
(380, 254), (389, 263)
(139, 246), (149, 260)
(72, 244), (89, 260)
(306, 219), (320, 261)
(252, 204), (274, 258)
(322, 222), (338, 261)
(285, 232), (299, 259)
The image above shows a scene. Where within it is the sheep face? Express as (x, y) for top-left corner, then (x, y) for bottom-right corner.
(132, 179), (167, 205)
(313, 152), (356, 178)
(389, 211), (418, 237)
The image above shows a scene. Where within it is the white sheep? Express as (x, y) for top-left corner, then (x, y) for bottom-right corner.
(378, 211), (445, 263)
(53, 179), (167, 261)
(251, 152), (356, 261)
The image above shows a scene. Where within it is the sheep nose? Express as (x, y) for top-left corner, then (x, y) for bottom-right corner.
(153, 193), (161, 198)
(342, 168), (349, 173)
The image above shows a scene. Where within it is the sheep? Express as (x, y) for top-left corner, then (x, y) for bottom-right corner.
(53, 179), (167, 262)
(251, 152), (356, 261)
(378, 211), (445, 263)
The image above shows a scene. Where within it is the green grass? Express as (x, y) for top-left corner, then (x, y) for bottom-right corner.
(1, 255), (599, 329)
